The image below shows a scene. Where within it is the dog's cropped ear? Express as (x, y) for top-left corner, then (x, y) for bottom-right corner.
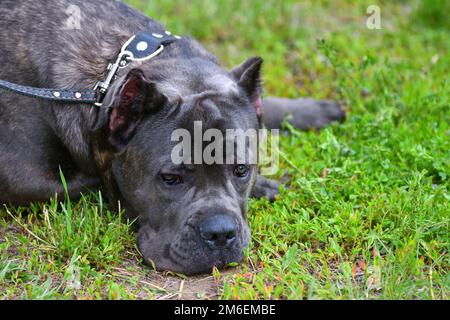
(105, 68), (167, 149)
(231, 57), (263, 116)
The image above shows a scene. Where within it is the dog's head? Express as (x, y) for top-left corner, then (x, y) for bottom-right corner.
(92, 56), (263, 274)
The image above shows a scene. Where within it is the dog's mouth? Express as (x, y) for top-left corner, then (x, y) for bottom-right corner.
(137, 221), (248, 275)
(167, 241), (245, 275)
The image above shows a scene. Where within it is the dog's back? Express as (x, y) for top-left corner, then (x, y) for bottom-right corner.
(0, 0), (168, 88)
(0, 0), (158, 202)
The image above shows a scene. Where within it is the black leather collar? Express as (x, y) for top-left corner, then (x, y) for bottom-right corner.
(0, 31), (181, 107)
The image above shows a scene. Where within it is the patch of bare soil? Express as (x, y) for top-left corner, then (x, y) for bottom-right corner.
(111, 251), (235, 300)
(0, 224), (22, 257)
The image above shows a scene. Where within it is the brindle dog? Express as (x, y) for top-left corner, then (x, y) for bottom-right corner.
(0, 0), (344, 274)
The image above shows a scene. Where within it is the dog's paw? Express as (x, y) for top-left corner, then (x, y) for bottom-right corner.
(315, 100), (346, 126)
(251, 176), (279, 202)
(286, 98), (346, 130)
(262, 97), (346, 130)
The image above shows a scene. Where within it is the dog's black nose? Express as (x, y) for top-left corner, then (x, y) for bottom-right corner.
(199, 215), (237, 249)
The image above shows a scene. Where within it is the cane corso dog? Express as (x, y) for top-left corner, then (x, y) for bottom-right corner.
(0, 0), (344, 274)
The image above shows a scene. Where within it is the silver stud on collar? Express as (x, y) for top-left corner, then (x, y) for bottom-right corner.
(165, 30), (172, 35)
(53, 91), (60, 98)
(174, 35), (181, 39)
(136, 41), (148, 52)
(152, 33), (163, 39)
(75, 92), (82, 99)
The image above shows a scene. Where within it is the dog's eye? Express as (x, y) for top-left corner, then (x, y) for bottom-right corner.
(234, 165), (250, 178)
(161, 174), (183, 185)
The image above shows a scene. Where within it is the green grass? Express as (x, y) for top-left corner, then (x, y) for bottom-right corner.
(1, 0), (449, 299)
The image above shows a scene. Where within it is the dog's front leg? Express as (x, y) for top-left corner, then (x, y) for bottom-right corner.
(251, 175), (279, 202)
(0, 172), (101, 206)
(261, 97), (346, 130)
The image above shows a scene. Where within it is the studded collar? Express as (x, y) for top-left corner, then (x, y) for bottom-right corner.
(0, 30), (181, 107)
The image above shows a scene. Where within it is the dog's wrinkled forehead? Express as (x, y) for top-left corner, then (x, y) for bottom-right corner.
(162, 73), (239, 99)
(170, 91), (257, 134)
(140, 58), (239, 100)
(130, 55), (262, 133)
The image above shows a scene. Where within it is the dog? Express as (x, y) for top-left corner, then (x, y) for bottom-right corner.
(0, 0), (344, 274)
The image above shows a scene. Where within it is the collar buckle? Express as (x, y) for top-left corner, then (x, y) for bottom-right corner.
(94, 51), (132, 107)
(94, 30), (178, 107)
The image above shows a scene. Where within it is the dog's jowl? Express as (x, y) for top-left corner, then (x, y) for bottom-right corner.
(0, 0), (344, 274)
